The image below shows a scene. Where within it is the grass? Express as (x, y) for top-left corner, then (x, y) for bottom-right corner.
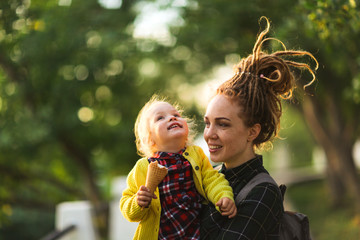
(286, 180), (360, 240)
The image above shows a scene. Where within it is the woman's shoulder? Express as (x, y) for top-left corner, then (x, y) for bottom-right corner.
(251, 180), (281, 196)
(234, 171), (283, 206)
(243, 180), (283, 209)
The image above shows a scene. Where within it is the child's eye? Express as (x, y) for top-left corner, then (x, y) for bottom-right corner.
(174, 114), (181, 118)
(156, 116), (164, 121)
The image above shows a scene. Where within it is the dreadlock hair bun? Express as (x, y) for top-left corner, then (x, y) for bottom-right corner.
(217, 16), (318, 149)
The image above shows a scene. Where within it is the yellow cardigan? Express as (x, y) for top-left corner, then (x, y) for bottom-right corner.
(120, 145), (234, 240)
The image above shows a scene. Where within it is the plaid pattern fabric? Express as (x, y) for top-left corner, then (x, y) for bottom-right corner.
(149, 149), (203, 240)
(200, 155), (283, 240)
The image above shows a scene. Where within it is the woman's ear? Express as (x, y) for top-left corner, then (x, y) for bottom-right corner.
(247, 123), (261, 142)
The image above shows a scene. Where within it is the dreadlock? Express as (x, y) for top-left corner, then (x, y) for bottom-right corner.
(217, 16), (318, 149)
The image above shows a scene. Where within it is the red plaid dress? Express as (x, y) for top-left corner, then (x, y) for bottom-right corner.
(148, 149), (203, 240)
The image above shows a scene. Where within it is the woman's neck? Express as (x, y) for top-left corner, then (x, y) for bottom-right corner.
(224, 150), (256, 169)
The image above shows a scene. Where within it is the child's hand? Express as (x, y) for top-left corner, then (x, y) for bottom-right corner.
(136, 185), (157, 208)
(216, 197), (237, 218)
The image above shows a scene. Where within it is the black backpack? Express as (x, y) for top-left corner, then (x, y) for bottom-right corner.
(235, 173), (312, 240)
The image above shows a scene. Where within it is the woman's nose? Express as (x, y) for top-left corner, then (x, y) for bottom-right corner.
(204, 125), (217, 139)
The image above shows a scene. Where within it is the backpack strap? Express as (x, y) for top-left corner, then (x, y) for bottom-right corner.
(235, 172), (279, 205)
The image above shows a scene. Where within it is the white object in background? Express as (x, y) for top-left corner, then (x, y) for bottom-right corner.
(56, 201), (99, 240)
(109, 176), (138, 240)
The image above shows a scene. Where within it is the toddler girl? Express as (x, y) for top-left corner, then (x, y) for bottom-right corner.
(120, 95), (236, 240)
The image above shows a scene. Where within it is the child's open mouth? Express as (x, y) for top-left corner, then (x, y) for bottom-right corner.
(168, 123), (182, 130)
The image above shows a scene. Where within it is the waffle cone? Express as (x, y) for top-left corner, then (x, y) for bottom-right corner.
(145, 161), (168, 194)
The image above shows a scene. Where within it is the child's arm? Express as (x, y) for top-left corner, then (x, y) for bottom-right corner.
(120, 159), (152, 222)
(194, 147), (235, 212)
(216, 197), (237, 218)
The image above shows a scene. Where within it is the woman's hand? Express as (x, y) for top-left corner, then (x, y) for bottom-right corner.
(136, 185), (157, 208)
(216, 197), (237, 218)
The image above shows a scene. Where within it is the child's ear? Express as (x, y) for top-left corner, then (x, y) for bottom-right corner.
(147, 136), (156, 148)
(247, 123), (261, 142)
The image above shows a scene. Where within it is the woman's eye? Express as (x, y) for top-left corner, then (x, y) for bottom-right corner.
(219, 122), (229, 127)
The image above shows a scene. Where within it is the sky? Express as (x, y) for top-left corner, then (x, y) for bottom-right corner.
(97, 0), (186, 42)
(98, 0), (123, 9)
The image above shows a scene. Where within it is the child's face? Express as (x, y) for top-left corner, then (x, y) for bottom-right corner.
(147, 102), (189, 153)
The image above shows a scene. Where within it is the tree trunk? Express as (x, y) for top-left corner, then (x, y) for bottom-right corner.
(325, 159), (346, 207)
(302, 96), (360, 212)
(59, 134), (109, 239)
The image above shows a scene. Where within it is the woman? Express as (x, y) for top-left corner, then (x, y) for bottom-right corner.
(200, 17), (317, 239)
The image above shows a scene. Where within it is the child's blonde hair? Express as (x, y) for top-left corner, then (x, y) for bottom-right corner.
(134, 94), (196, 158)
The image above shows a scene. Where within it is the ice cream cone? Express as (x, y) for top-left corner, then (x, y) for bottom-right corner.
(145, 161), (168, 194)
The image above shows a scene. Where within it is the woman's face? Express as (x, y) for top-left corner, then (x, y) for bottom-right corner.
(203, 94), (257, 169)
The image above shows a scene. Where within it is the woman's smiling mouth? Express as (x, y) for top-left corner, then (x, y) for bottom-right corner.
(208, 145), (222, 152)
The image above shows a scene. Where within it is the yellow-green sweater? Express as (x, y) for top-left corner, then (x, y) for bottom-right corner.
(120, 145), (234, 240)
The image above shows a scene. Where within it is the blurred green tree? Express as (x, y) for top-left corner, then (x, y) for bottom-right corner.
(1, 0), (360, 238)
(0, 0), (173, 238)
(294, 0), (360, 210)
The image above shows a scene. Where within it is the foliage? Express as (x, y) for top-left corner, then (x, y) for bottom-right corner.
(0, 207), (54, 240)
(282, 108), (315, 168)
(287, 180), (360, 240)
(1, 0), (360, 238)
(294, 0), (360, 208)
(266, 104), (316, 169)
(295, 0), (360, 118)
(0, 0), (163, 237)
